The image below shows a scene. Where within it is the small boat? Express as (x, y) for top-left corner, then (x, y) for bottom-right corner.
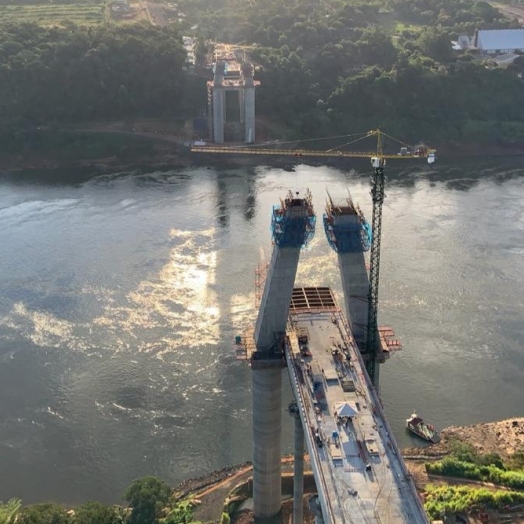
(406, 413), (440, 443)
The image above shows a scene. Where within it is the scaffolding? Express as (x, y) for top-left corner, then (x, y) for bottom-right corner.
(377, 326), (403, 362)
(271, 189), (316, 248)
(323, 194), (372, 254)
(255, 262), (269, 309)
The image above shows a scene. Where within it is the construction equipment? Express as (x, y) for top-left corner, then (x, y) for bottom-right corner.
(211, 41), (260, 63)
(191, 129), (436, 384)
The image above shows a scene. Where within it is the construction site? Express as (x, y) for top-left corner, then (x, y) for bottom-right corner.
(192, 49), (440, 518)
(179, 159), (524, 523)
(187, 50), (523, 524)
(207, 43), (259, 144)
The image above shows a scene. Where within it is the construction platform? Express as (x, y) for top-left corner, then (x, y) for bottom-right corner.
(235, 286), (401, 366)
(285, 287), (428, 524)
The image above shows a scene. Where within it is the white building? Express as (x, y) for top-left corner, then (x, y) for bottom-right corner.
(475, 29), (524, 54)
(182, 36), (196, 67)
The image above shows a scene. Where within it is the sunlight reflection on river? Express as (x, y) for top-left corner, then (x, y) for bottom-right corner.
(0, 157), (522, 504)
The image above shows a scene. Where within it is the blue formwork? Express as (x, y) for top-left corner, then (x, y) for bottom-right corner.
(271, 206), (316, 248)
(323, 215), (372, 253)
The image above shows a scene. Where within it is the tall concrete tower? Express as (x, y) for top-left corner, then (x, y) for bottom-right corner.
(324, 192), (403, 388)
(323, 193), (371, 349)
(211, 61), (226, 144)
(207, 55), (259, 144)
(242, 62), (256, 143)
(252, 190), (316, 518)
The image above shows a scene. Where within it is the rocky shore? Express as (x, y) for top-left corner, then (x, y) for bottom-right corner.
(182, 417), (524, 499)
(172, 462), (252, 502)
(404, 417), (524, 459)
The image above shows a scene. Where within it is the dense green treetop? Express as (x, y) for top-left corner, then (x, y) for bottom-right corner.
(124, 476), (171, 524)
(17, 503), (71, 524)
(177, 0), (524, 142)
(0, 23), (203, 131)
(74, 502), (120, 524)
(424, 485), (524, 520)
(0, 478), (200, 524)
(1, 0), (524, 144)
(163, 500), (195, 524)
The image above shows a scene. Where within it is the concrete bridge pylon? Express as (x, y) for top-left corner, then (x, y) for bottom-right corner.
(251, 190), (316, 519)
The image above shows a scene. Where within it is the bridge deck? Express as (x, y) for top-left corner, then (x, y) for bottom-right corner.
(286, 287), (429, 524)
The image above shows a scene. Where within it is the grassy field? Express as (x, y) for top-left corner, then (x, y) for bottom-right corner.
(0, 2), (105, 24)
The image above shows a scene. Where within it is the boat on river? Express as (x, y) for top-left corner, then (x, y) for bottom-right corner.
(406, 413), (440, 443)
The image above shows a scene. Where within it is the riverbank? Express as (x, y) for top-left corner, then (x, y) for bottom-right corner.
(2, 126), (524, 175)
(403, 417), (524, 460)
(0, 129), (193, 175)
(176, 417), (524, 523)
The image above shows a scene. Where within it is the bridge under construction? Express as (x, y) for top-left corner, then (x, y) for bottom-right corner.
(234, 189), (430, 524)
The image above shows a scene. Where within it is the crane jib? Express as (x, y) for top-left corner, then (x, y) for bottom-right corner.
(190, 147), (436, 163)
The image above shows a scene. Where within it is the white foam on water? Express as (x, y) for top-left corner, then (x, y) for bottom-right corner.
(0, 198), (80, 223)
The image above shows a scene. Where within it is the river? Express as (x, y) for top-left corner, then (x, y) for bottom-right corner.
(0, 156), (523, 505)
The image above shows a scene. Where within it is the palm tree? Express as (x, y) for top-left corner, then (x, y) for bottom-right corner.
(0, 499), (22, 524)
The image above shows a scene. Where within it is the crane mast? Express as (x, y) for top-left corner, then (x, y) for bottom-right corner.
(365, 130), (386, 385)
(366, 163), (385, 385)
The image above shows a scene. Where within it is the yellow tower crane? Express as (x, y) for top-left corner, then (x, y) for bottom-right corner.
(191, 129), (436, 384)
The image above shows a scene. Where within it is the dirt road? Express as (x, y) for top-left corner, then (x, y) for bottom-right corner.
(492, 2), (524, 24)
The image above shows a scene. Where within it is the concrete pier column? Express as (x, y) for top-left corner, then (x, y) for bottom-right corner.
(323, 196), (370, 350)
(211, 61), (226, 144)
(288, 402), (304, 524)
(251, 191), (315, 519)
(252, 368), (283, 518)
(244, 86), (255, 143)
(212, 88), (225, 143)
(308, 495), (325, 524)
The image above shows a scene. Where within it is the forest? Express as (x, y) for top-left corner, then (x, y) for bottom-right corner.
(1, 0), (524, 149)
(0, 24), (204, 129)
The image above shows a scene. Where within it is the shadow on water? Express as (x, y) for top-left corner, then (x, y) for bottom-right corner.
(216, 178), (230, 229)
(386, 155), (524, 191)
(0, 166), (197, 188)
(209, 168), (260, 467)
(215, 168), (257, 228)
(3, 153), (521, 190)
(0, 167), (103, 186)
(210, 166), (296, 466)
